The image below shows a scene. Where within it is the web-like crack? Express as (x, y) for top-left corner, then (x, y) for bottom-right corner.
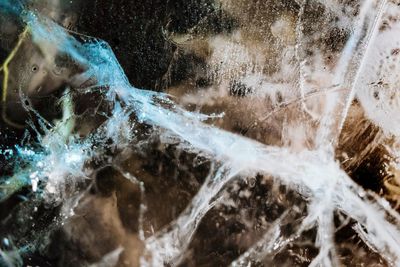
(1, 0), (400, 266)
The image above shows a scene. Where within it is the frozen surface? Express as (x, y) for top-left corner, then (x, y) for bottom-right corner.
(1, 0), (400, 266)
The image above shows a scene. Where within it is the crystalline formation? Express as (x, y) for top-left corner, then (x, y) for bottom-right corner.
(1, 0), (400, 266)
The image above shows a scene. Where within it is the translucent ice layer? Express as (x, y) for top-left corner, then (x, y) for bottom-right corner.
(1, 0), (400, 266)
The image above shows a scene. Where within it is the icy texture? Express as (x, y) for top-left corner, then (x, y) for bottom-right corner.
(1, 0), (400, 266)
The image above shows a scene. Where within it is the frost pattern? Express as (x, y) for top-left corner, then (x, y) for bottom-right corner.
(1, 0), (400, 266)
